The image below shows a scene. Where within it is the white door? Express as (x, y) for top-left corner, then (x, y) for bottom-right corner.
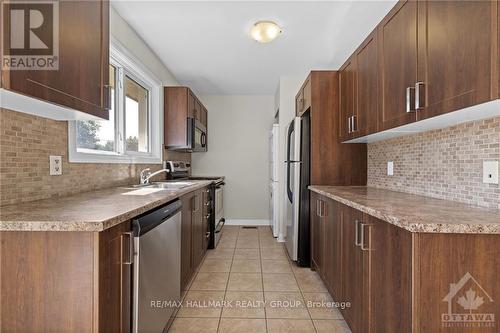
(285, 117), (301, 261)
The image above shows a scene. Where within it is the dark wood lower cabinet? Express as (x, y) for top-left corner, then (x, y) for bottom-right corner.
(0, 221), (132, 332)
(310, 192), (324, 275)
(340, 204), (366, 333)
(310, 192), (500, 333)
(365, 214), (412, 333)
(180, 186), (210, 292)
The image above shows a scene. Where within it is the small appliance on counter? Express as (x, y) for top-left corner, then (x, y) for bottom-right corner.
(165, 161), (225, 248)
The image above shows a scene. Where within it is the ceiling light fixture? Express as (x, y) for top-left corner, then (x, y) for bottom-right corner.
(250, 20), (282, 43)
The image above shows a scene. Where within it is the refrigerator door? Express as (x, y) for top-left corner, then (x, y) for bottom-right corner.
(285, 117), (301, 261)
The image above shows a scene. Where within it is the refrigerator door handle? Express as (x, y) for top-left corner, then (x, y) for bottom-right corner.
(286, 121), (295, 203)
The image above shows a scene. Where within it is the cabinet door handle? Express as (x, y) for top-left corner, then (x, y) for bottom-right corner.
(352, 115), (357, 132)
(354, 220), (361, 247)
(103, 84), (112, 110)
(206, 214), (210, 219)
(360, 223), (370, 251)
(347, 116), (352, 133)
(192, 195), (199, 212)
(205, 232), (210, 239)
(122, 231), (134, 265)
(415, 82), (425, 110)
(406, 87), (415, 113)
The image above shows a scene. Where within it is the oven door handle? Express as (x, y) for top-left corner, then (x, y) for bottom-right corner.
(215, 218), (225, 233)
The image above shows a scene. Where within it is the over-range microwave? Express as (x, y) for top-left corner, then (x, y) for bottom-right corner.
(188, 117), (207, 152)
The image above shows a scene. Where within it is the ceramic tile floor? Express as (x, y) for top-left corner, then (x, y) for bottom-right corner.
(169, 226), (351, 333)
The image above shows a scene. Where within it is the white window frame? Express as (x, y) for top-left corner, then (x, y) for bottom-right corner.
(68, 38), (163, 164)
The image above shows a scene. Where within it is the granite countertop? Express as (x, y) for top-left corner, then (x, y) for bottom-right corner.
(309, 186), (500, 234)
(0, 180), (214, 232)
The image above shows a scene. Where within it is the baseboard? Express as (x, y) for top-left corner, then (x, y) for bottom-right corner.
(224, 219), (271, 226)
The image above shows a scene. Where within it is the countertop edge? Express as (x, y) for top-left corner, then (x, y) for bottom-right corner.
(0, 180), (213, 232)
(309, 186), (500, 234)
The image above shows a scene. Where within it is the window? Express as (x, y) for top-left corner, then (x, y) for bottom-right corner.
(69, 39), (162, 164)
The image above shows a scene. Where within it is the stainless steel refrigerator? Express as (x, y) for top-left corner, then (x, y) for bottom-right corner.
(284, 114), (310, 267)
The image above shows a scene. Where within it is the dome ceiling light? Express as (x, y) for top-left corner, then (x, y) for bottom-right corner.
(250, 20), (283, 43)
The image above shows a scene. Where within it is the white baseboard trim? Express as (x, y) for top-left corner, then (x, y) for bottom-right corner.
(224, 219), (271, 226)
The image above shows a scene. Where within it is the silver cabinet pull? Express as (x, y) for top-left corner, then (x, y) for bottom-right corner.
(347, 116), (351, 133)
(352, 115), (357, 132)
(360, 223), (370, 251)
(354, 219), (361, 246)
(317, 199), (321, 217)
(406, 87), (415, 113)
(122, 231), (134, 265)
(415, 82), (425, 110)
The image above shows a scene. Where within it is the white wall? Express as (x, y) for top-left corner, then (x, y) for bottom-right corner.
(192, 95), (275, 222)
(110, 6), (178, 86)
(274, 74), (308, 241)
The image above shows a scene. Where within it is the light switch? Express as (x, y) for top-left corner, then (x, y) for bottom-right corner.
(50, 155), (62, 175)
(483, 161), (498, 184)
(387, 161), (394, 176)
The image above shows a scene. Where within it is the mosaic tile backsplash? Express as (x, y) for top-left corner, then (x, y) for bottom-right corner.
(0, 108), (190, 206)
(367, 116), (500, 209)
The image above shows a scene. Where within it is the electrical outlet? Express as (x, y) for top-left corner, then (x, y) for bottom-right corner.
(387, 161), (394, 176)
(483, 161), (498, 184)
(50, 155), (62, 175)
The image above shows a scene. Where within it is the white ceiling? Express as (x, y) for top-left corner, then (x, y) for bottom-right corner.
(112, 1), (397, 95)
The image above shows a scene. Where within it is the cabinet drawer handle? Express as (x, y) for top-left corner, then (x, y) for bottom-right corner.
(360, 223), (370, 251)
(206, 214), (210, 219)
(122, 231), (134, 265)
(406, 87), (415, 113)
(206, 232), (210, 239)
(354, 220), (361, 247)
(415, 82), (425, 110)
(205, 201), (211, 206)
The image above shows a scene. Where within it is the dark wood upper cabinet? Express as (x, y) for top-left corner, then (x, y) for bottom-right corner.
(1, 0), (110, 119)
(296, 77), (311, 116)
(339, 30), (379, 141)
(339, 56), (357, 141)
(356, 31), (379, 136)
(164, 86), (208, 151)
(339, 0), (498, 141)
(298, 71), (366, 186)
(416, 0), (499, 120)
(378, 0), (418, 131)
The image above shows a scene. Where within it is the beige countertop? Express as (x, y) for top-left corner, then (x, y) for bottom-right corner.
(309, 186), (500, 234)
(0, 180), (213, 232)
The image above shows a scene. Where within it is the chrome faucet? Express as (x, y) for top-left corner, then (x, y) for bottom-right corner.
(140, 168), (170, 185)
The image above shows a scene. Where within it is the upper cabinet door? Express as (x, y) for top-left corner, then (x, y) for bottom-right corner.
(339, 56), (357, 141)
(356, 31), (379, 137)
(187, 91), (196, 119)
(302, 78), (312, 114)
(2, 0), (110, 119)
(378, 0), (418, 131)
(416, 0), (498, 120)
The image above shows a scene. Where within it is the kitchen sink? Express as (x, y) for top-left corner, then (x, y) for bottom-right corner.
(124, 181), (195, 191)
(149, 181), (195, 189)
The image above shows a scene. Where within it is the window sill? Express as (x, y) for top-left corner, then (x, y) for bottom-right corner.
(68, 151), (162, 164)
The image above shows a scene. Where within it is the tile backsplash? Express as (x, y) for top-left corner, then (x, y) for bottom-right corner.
(0, 108), (190, 206)
(368, 116), (500, 209)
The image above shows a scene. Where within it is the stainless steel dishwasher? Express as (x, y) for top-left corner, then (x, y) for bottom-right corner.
(132, 200), (182, 333)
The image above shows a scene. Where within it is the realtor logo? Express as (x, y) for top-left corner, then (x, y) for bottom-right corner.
(1, 0), (59, 70)
(441, 272), (495, 328)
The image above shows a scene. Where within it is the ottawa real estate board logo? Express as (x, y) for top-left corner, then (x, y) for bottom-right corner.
(2, 0), (59, 70)
(442, 272), (495, 328)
